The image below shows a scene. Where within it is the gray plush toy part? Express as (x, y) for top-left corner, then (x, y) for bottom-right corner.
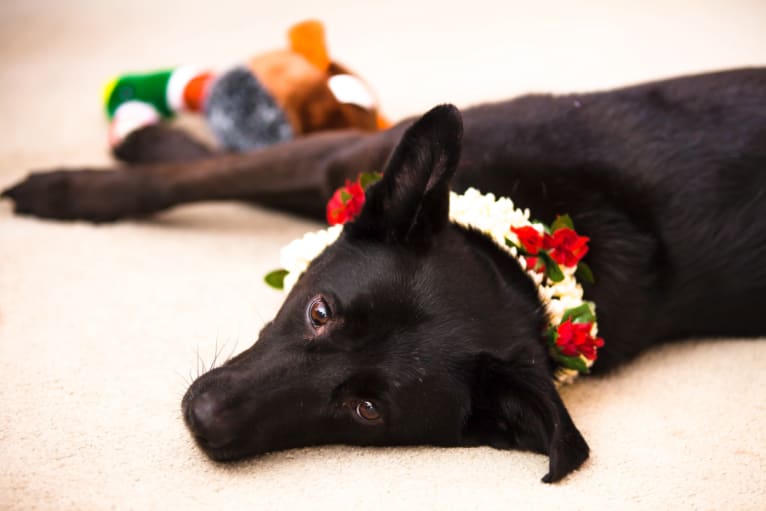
(205, 66), (293, 152)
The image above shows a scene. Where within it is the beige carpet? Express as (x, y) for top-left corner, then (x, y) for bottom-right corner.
(1, 1), (766, 509)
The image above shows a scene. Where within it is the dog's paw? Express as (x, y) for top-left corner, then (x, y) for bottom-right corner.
(2, 169), (167, 222)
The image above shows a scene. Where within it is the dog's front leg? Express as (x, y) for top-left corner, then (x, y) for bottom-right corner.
(2, 127), (403, 222)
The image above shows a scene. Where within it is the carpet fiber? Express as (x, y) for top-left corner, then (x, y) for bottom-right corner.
(1, 1), (765, 509)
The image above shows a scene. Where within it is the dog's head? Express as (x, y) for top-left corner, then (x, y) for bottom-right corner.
(182, 105), (589, 482)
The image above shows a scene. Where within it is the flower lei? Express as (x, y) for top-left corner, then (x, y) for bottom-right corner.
(265, 174), (604, 385)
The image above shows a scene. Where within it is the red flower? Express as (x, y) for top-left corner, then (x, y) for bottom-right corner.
(544, 228), (589, 267)
(326, 180), (366, 225)
(510, 226), (545, 254)
(555, 319), (604, 361)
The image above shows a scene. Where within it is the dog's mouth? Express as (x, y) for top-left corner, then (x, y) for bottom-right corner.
(191, 440), (251, 463)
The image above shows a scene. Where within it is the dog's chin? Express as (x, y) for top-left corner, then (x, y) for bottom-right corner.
(193, 440), (257, 463)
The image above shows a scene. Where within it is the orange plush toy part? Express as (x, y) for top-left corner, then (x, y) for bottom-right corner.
(289, 20), (331, 71)
(103, 20), (388, 152)
(247, 20), (390, 137)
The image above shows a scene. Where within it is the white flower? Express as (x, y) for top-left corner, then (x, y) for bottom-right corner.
(450, 188), (587, 324)
(272, 187), (599, 384)
(279, 225), (342, 293)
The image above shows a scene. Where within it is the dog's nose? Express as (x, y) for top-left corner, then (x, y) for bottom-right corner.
(188, 392), (237, 449)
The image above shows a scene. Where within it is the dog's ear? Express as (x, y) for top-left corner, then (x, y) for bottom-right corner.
(349, 104), (463, 243)
(469, 353), (590, 483)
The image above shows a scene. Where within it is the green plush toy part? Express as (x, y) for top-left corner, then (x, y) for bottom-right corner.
(102, 66), (213, 146)
(102, 66), (214, 117)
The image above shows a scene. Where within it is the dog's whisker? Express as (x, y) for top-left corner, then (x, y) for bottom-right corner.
(225, 338), (241, 364)
(196, 345), (205, 378)
(252, 306), (267, 326)
(213, 335), (227, 370)
(174, 369), (191, 386)
(208, 339), (218, 371)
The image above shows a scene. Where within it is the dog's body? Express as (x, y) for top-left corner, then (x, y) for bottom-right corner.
(4, 68), (766, 482)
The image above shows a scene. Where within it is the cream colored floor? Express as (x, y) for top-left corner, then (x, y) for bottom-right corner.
(1, 1), (765, 509)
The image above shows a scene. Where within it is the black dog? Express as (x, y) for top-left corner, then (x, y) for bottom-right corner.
(4, 68), (766, 482)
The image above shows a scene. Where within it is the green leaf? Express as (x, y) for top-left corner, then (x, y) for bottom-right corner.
(505, 237), (523, 253)
(359, 171), (382, 190)
(340, 189), (352, 203)
(264, 269), (288, 290)
(551, 214), (574, 231)
(552, 352), (590, 373)
(576, 261), (595, 284)
(546, 328), (558, 348)
(538, 251), (564, 282)
(561, 302), (596, 324)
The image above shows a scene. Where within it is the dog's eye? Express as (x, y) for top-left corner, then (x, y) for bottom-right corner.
(307, 297), (332, 328)
(354, 400), (382, 424)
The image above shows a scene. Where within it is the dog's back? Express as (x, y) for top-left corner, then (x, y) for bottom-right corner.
(449, 68), (766, 349)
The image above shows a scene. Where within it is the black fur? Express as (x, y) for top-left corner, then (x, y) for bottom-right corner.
(181, 88), (765, 482)
(4, 68), (766, 482)
(182, 106), (593, 482)
(114, 124), (215, 164)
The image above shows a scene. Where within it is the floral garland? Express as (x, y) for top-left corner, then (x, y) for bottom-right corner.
(265, 175), (604, 385)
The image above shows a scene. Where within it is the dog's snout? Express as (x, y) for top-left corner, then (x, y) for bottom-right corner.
(187, 391), (237, 449)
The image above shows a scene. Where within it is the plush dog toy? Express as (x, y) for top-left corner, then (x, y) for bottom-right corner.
(102, 20), (388, 151)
